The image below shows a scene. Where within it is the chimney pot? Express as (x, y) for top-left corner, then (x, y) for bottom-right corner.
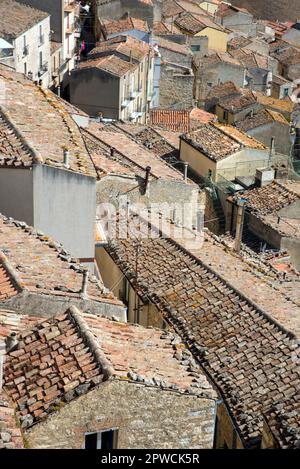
(81, 269), (89, 298)
(63, 149), (70, 168)
(6, 332), (18, 353)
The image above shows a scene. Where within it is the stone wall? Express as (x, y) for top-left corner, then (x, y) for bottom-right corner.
(25, 380), (216, 449)
(159, 64), (194, 109)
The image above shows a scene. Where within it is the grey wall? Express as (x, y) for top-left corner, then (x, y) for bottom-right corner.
(247, 122), (292, 156)
(0, 167), (33, 224)
(70, 68), (120, 118)
(33, 164), (96, 260)
(197, 62), (245, 105)
(159, 48), (192, 68)
(17, 0), (63, 43)
(218, 12), (256, 36)
(98, 0), (155, 26)
(96, 175), (200, 226)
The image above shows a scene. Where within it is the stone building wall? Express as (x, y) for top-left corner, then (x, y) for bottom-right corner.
(25, 380), (216, 449)
(159, 64), (194, 109)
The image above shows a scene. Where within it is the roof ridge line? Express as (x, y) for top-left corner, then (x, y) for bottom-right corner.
(0, 251), (24, 293)
(82, 127), (159, 178)
(121, 211), (297, 341)
(67, 306), (114, 379)
(0, 107), (43, 164)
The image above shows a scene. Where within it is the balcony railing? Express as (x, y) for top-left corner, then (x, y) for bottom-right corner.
(23, 45), (29, 57)
(38, 62), (48, 76)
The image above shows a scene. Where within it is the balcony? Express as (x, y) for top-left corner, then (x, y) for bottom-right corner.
(22, 45), (29, 57)
(130, 111), (143, 120)
(38, 34), (44, 47)
(38, 62), (48, 77)
(65, 24), (75, 35)
(129, 89), (141, 100)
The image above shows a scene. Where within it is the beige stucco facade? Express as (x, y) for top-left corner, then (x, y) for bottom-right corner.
(195, 28), (228, 52)
(180, 139), (271, 182)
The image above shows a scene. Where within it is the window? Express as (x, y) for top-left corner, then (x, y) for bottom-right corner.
(84, 429), (118, 449)
(191, 45), (201, 52)
(39, 51), (43, 69)
(283, 88), (289, 97)
(24, 62), (27, 75)
(223, 110), (228, 121)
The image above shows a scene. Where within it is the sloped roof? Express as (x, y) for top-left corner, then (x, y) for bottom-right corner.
(88, 35), (151, 63)
(0, 66), (96, 177)
(0, 0), (48, 41)
(182, 122), (266, 161)
(104, 212), (300, 448)
(236, 109), (289, 132)
(3, 306), (215, 429)
(0, 214), (120, 307)
(76, 54), (138, 76)
(103, 16), (149, 35)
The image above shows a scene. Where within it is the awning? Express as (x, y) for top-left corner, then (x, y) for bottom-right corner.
(0, 38), (14, 49)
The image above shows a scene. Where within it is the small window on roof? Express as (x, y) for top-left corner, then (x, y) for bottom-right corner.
(84, 429), (118, 449)
(191, 45), (201, 52)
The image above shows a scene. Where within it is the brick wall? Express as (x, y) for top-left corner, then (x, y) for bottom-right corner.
(159, 65), (194, 108)
(25, 380), (216, 449)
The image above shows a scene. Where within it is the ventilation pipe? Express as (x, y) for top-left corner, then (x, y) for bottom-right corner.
(183, 161), (188, 182)
(110, 147), (115, 157)
(63, 149), (70, 169)
(234, 198), (247, 254)
(5, 332), (18, 353)
(144, 166), (151, 194)
(81, 269), (89, 298)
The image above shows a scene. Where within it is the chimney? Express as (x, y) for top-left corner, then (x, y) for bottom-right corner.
(234, 198), (247, 254)
(144, 166), (151, 194)
(5, 332), (18, 353)
(255, 168), (275, 187)
(81, 269), (89, 298)
(110, 147), (115, 157)
(63, 149), (70, 169)
(129, 50), (133, 63)
(183, 161), (188, 182)
(0, 339), (5, 391)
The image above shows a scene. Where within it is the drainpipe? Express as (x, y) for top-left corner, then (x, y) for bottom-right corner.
(268, 136), (275, 168)
(0, 339), (5, 391)
(234, 198), (247, 253)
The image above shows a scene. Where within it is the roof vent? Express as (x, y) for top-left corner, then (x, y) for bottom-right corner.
(63, 149), (70, 169)
(81, 269), (89, 298)
(6, 332), (18, 353)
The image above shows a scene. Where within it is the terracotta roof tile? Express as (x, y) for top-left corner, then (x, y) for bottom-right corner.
(77, 54), (138, 76)
(104, 212), (300, 448)
(0, 214), (120, 306)
(182, 122), (266, 161)
(0, 66), (96, 177)
(103, 16), (149, 35)
(0, 390), (24, 448)
(0, 0), (48, 42)
(3, 306), (215, 429)
(88, 35), (151, 63)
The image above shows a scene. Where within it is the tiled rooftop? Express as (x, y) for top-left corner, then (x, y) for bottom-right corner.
(182, 122), (266, 161)
(103, 16), (149, 35)
(218, 89), (257, 113)
(77, 54), (138, 77)
(104, 213), (300, 448)
(82, 123), (184, 180)
(0, 66), (96, 177)
(88, 35), (151, 63)
(236, 109), (289, 132)
(152, 21), (183, 35)
(0, 0), (48, 41)
(3, 306), (215, 429)
(0, 214), (119, 306)
(175, 12), (224, 35)
(156, 36), (192, 56)
(255, 91), (295, 114)
(0, 390), (24, 449)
